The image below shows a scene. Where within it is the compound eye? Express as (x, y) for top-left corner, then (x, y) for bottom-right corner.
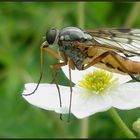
(46, 27), (57, 45)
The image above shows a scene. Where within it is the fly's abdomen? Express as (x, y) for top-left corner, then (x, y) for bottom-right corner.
(101, 53), (140, 74)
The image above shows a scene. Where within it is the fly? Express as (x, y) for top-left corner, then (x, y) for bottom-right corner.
(23, 27), (140, 121)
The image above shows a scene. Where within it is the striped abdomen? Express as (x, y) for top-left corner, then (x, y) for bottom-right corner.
(83, 47), (140, 75)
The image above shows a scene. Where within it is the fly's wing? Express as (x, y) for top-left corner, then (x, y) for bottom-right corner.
(85, 29), (140, 61)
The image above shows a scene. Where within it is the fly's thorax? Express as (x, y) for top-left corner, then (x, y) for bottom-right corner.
(58, 27), (92, 42)
(59, 42), (86, 70)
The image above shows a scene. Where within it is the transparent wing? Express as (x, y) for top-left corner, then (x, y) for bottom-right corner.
(85, 28), (140, 57)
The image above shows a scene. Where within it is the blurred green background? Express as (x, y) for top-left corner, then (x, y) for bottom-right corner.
(0, 2), (140, 138)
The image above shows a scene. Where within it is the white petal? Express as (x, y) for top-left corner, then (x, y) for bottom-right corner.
(62, 65), (96, 84)
(62, 65), (131, 84)
(111, 73), (131, 84)
(110, 82), (140, 109)
(70, 86), (112, 119)
(55, 106), (69, 114)
(22, 83), (70, 113)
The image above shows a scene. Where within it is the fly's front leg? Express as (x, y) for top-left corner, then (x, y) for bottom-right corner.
(50, 62), (67, 69)
(23, 42), (64, 96)
(50, 61), (67, 83)
(42, 47), (63, 60)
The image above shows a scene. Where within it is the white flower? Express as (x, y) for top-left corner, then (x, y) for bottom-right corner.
(22, 66), (140, 119)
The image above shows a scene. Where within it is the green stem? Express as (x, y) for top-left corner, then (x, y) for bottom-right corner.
(77, 2), (85, 28)
(109, 108), (136, 138)
(138, 133), (140, 138)
(77, 2), (89, 138)
(80, 118), (89, 138)
(124, 2), (140, 28)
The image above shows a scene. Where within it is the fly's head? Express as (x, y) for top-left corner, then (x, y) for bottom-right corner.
(43, 27), (59, 48)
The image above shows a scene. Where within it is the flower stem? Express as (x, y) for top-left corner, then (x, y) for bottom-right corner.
(77, 2), (85, 28)
(77, 2), (89, 138)
(80, 118), (89, 138)
(109, 108), (136, 138)
(124, 2), (140, 28)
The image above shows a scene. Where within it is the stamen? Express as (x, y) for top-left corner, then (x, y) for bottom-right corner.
(78, 70), (118, 94)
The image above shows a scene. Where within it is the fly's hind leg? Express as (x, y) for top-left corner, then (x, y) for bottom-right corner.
(82, 51), (111, 70)
(109, 52), (140, 82)
(50, 62), (67, 120)
(82, 51), (140, 82)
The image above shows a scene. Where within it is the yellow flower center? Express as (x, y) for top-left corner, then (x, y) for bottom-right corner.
(78, 70), (118, 94)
